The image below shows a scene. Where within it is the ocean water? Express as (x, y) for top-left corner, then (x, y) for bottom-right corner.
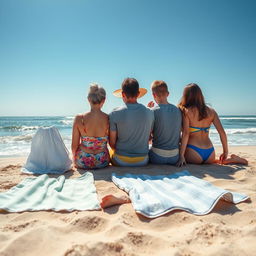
(0, 116), (256, 157)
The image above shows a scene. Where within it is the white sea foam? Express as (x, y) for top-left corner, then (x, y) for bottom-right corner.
(59, 120), (73, 125)
(210, 128), (256, 134)
(0, 125), (40, 131)
(210, 135), (256, 146)
(21, 126), (40, 131)
(0, 147), (30, 157)
(220, 117), (256, 120)
(0, 134), (34, 143)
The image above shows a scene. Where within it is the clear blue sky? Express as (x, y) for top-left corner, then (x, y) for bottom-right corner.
(0, 0), (255, 116)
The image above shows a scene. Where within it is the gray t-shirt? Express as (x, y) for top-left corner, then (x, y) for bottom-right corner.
(152, 103), (182, 150)
(109, 103), (154, 157)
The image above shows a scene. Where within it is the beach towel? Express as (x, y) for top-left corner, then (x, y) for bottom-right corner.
(0, 172), (100, 212)
(112, 170), (249, 218)
(21, 127), (72, 174)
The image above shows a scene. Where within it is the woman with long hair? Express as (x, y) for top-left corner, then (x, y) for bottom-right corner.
(177, 83), (247, 166)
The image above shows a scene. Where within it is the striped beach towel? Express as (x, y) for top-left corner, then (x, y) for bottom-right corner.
(0, 172), (100, 212)
(112, 170), (249, 218)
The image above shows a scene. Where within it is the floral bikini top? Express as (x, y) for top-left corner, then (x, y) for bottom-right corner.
(81, 136), (108, 151)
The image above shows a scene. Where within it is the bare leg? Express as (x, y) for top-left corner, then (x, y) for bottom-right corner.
(215, 154), (248, 165)
(100, 194), (131, 209)
(222, 154), (248, 165)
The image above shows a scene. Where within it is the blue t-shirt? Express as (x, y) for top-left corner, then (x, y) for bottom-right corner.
(152, 103), (182, 150)
(109, 103), (154, 157)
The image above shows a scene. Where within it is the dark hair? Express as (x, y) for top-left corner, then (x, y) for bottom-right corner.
(151, 80), (168, 96)
(178, 83), (208, 121)
(122, 78), (139, 98)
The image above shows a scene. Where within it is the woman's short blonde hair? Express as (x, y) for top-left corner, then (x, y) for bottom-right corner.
(87, 83), (106, 104)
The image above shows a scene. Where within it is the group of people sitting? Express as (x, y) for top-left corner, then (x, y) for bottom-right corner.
(71, 78), (248, 169)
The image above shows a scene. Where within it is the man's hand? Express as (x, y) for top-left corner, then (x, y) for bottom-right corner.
(176, 155), (186, 167)
(147, 101), (155, 108)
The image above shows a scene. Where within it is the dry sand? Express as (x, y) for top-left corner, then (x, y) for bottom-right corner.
(0, 146), (255, 256)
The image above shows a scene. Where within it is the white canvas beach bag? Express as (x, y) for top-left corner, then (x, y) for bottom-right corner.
(21, 127), (72, 174)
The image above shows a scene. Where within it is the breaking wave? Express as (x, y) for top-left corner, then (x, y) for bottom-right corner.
(211, 128), (256, 134)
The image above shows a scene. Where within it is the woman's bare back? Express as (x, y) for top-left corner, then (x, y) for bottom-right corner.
(186, 107), (215, 147)
(76, 111), (109, 137)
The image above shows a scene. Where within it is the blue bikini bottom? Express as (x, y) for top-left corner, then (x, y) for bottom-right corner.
(187, 144), (214, 162)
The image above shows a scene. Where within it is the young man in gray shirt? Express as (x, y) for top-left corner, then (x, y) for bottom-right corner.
(148, 80), (182, 165)
(109, 78), (154, 166)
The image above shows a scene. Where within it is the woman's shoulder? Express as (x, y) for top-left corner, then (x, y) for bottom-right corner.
(186, 107), (196, 116)
(101, 111), (109, 118)
(74, 114), (82, 121)
(75, 112), (91, 118)
(206, 106), (217, 118)
(95, 111), (108, 121)
(73, 113), (89, 124)
(74, 113), (82, 119)
(102, 112), (109, 124)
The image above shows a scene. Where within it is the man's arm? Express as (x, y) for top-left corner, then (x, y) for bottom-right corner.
(109, 112), (117, 150)
(109, 130), (117, 150)
(176, 111), (189, 167)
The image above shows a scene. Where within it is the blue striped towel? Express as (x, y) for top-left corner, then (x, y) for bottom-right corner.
(112, 170), (249, 218)
(0, 172), (100, 212)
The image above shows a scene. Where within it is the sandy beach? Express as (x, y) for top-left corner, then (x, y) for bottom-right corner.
(0, 146), (255, 256)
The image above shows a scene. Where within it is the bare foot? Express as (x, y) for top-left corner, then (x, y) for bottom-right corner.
(223, 154), (248, 165)
(100, 194), (131, 209)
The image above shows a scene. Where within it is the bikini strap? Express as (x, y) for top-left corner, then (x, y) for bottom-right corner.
(81, 115), (86, 133)
(189, 126), (210, 133)
(202, 126), (210, 132)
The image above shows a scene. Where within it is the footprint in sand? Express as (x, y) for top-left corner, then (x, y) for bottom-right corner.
(65, 242), (127, 256)
(1, 220), (38, 233)
(0, 181), (18, 190)
(119, 231), (169, 254)
(1, 164), (21, 172)
(118, 212), (137, 227)
(192, 223), (241, 245)
(69, 216), (108, 233)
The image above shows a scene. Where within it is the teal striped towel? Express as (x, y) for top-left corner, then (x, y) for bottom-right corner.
(0, 172), (100, 212)
(112, 170), (249, 218)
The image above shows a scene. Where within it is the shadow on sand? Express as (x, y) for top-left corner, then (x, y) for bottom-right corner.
(76, 162), (247, 182)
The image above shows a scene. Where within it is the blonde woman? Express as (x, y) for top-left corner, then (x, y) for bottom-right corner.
(72, 84), (110, 169)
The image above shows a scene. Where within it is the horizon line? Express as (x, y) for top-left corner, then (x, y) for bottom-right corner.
(1, 114), (256, 117)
